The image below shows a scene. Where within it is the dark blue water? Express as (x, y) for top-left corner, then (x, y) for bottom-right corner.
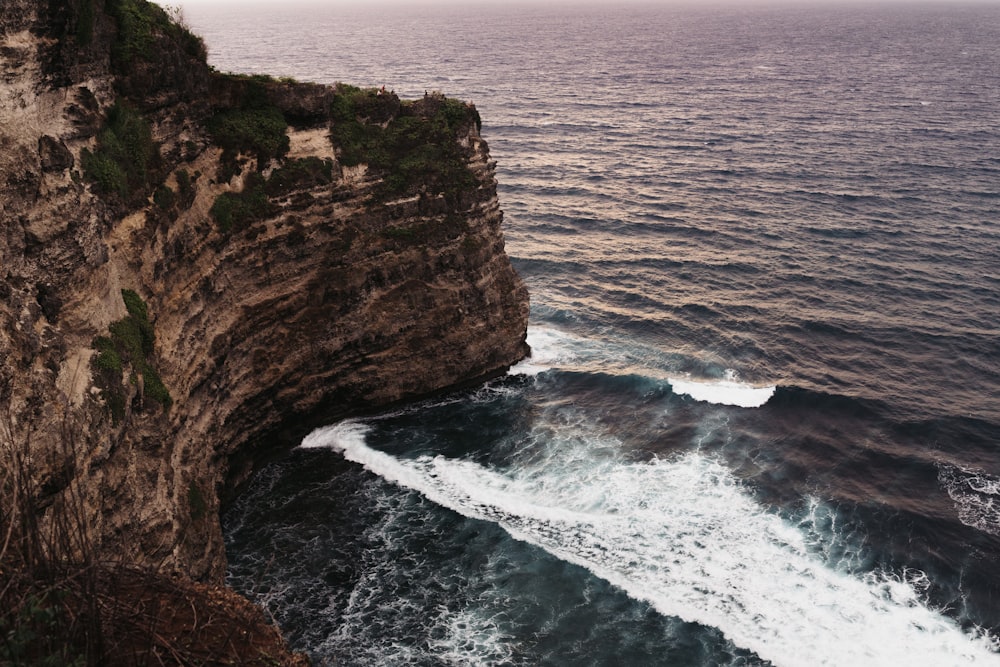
(185, 2), (1000, 664)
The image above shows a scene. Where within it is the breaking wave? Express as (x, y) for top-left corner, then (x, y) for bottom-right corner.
(302, 421), (999, 666)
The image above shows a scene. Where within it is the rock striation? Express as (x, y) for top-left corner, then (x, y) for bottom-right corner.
(1, 0), (528, 601)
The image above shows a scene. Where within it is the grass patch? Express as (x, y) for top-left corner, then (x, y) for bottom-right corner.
(92, 289), (171, 423)
(81, 102), (159, 202)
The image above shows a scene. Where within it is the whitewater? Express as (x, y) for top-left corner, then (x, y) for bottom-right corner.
(302, 414), (998, 666)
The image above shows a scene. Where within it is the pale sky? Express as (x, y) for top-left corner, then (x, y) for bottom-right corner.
(169, 0), (1000, 5)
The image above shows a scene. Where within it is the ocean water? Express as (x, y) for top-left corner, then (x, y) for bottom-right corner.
(184, 2), (1000, 665)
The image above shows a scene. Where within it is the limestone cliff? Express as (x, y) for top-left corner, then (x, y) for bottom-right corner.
(0, 0), (528, 600)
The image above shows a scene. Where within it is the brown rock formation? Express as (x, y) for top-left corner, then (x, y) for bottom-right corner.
(1, 1), (528, 658)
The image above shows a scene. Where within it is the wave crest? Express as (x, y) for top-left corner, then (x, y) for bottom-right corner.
(669, 370), (776, 408)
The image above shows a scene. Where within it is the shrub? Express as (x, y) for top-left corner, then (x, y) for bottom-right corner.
(210, 174), (273, 234)
(176, 169), (191, 189)
(93, 337), (123, 374)
(210, 160), (333, 235)
(328, 87), (478, 203)
(106, 0), (206, 69)
(176, 169), (196, 209)
(81, 102), (158, 202)
(73, 0), (96, 46)
(0, 414), (296, 665)
(265, 157), (334, 196)
(383, 225), (416, 240)
(153, 184), (176, 210)
(80, 151), (127, 198)
(107, 0), (155, 65)
(91, 289), (172, 421)
(0, 435), (96, 665)
(208, 106), (289, 166)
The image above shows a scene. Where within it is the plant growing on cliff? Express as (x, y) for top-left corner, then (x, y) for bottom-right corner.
(329, 86), (479, 203)
(209, 158), (333, 234)
(105, 0), (206, 69)
(209, 106), (290, 165)
(265, 156), (334, 196)
(81, 102), (159, 202)
(92, 289), (171, 423)
(209, 173), (273, 233)
(206, 78), (290, 188)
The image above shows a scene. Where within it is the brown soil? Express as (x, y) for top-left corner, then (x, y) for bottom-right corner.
(95, 568), (310, 666)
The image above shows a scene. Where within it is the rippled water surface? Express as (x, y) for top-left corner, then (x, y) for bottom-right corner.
(185, 3), (1000, 664)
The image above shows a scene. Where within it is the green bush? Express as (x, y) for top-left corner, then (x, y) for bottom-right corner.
(82, 102), (158, 201)
(121, 288), (148, 320)
(142, 366), (172, 408)
(210, 160), (334, 235)
(208, 106), (289, 165)
(176, 168), (192, 193)
(265, 157), (334, 196)
(210, 174), (273, 233)
(92, 337), (122, 374)
(107, 0), (155, 65)
(80, 151), (127, 198)
(91, 289), (172, 421)
(153, 184), (176, 210)
(329, 88), (478, 203)
(106, 0), (206, 69)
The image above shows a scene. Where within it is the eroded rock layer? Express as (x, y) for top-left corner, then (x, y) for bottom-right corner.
(1, 0), (528, 586)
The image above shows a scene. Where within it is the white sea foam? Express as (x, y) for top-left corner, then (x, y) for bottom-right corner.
(669, 369), (777, 408)
(303, 421), (1000, 667)
(938, 463), (1000, 537)
(428, 608), (517, 666)
(507, 326), (588, 376)
(511, 328), (778, 410)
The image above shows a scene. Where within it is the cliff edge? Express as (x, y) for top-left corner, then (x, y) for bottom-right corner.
(1, 0), (528, 660)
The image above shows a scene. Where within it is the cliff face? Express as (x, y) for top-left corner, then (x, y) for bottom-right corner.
(1, 0), (528, 587)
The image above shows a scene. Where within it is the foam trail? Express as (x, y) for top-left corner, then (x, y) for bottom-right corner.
(938, 463), (1000, 537)
(509, 327), (777, 408)
(669, 370), (776, 408)
(302, 422), (1000, 667)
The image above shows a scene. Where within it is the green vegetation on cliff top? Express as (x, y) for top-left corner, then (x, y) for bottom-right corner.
(330, 85), (480, 203)
(105, 0), (207, 69)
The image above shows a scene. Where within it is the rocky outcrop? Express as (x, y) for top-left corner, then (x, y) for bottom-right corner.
(1, 0), (528, 596)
